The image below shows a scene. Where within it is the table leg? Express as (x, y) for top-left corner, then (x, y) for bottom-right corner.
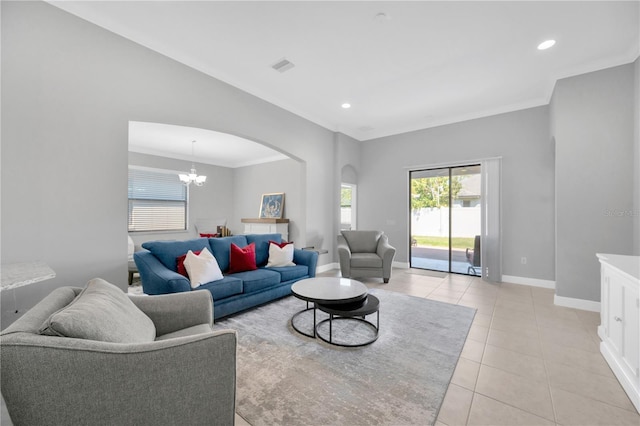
(329, 314), (333, 343)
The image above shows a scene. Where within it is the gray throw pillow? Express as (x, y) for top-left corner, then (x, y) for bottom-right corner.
(39, 278), (156, 343)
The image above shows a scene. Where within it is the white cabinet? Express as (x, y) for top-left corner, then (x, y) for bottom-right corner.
(597, 253), (640, 413)
(242, 218), (289, 242)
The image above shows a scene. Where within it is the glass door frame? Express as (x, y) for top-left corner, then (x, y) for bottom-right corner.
(409, 163), (481, 276)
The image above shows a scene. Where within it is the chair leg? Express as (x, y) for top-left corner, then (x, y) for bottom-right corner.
(128, 271), (133, 286)
(383, 278), (389, 283)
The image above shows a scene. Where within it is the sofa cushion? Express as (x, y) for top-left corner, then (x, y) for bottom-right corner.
(341, 230), (382, 253)
(184, 247), (224, 288)
(267, 241), (295, 267)
(199, 233), (219, 238)
(39, 278), (156, 343)
(268, 265), (309, 282)
(177, 249), (202, 277)
(229, 268), (281, 293)
(209, 235), (248, 272)
(142, 238), (211, 271)
(228, 243), (257, 274)
(350, 253), (383, 268)
(198, 276), (243, 300)
(246, 234), (282, 266)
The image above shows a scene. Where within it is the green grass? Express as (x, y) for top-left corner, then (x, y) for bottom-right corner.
(412, 236), (475, 249)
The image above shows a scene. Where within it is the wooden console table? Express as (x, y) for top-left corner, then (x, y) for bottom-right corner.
(242, 218), (289, 241)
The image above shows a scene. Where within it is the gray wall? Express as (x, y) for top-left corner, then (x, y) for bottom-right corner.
(1, 1), (335, 327)
(232, 159), (304, 244)
(551, 63), (635, 302)
(634, 58), (640, 255)
(359, 106), (556, 280)
(127, 151), (235, 247)
(333, 132), (362, 259)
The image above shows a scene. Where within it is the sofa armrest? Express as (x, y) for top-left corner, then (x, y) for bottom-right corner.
(293, 249), (318, 278)
(134, 250), (191, 294)
(376, 234), (396, 279)
(130, 290), (213, 335)
(376, 234), (396, 262)
(1, 330), (237, 426)
(336, 234), (352, 277)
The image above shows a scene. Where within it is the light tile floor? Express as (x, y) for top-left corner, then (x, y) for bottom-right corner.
(235, 267), (640, 426)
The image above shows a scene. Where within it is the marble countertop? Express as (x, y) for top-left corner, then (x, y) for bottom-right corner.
(596, 253), (640, 282)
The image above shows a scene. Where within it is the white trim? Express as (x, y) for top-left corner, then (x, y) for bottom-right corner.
(501, 275), (555, 289)
(600, 342), (640, 413)
(316, 261), (409, 273)
(404, 156), (502, 171)
(554, 294), (601, 313)
(316, 263), (339, 274)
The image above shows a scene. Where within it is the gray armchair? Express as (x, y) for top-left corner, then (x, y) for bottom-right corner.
(337, 230), (396, 283)
(1, 287), (236, 426)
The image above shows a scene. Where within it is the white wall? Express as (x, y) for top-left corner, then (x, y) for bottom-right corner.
(359, 106), (556, 281)
(411, 207), (481, 238)
(551, 63), (635, 302)
(0, 1), (335, 327)
(232, 158), (303, 243)
(634, 57), (640, 255)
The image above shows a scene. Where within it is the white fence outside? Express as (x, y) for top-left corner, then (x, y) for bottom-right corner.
(411, 206), (480, 238)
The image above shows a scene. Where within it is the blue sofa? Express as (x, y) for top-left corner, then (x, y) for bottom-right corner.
(134, 234), (318, 320)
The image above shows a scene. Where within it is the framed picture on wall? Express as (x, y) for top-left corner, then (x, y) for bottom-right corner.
(259, 193), (285, 219)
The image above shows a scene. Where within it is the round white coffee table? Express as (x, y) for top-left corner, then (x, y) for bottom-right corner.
(290, 277), (379, 346)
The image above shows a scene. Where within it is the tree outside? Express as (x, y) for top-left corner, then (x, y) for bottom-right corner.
(410, 176), (462, 210)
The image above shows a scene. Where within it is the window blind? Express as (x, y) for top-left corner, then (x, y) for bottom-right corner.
(128, 167), (187, 232)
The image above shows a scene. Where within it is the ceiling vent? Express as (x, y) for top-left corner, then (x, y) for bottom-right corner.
(272, 58), (295, 73)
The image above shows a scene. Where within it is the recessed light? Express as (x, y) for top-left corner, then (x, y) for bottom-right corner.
(341, 103), (351, 109)
(537, 39), (556, 50)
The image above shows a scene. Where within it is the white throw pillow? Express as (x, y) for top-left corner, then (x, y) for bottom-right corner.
(267, 242), (296, 267)
(183, 247), (223, 288)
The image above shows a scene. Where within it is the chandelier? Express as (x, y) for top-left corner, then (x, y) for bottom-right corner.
(179, 140), (207, 186)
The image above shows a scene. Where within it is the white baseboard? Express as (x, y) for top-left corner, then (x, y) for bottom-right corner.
(316, 262), (339, 274)
(316, 261), (408, 274)
(554, 294), (601, 312)
(501, 275), (556, 289)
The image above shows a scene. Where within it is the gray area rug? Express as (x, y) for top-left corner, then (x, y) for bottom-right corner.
(214, 288), (476, 426)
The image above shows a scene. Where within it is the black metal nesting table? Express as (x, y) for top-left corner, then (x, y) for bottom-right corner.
(290, 277), (379, 347)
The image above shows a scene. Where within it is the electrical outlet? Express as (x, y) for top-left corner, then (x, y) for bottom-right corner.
(521, 257), (527, 264)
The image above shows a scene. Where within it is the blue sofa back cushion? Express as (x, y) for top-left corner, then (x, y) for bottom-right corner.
(141, 238), (211, 271)
(208, 236), (248, 272)
(197, 276), (243, 300)
(245, 233), (282, 266)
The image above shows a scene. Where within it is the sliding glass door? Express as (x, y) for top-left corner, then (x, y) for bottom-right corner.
(410, 165), (481, 276)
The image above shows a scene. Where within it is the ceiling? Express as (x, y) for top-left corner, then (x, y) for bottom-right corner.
(128, 121), (289, 168)
(51, 1), (639, 144)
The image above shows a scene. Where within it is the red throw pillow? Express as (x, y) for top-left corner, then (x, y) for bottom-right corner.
(176, 250), (202, 277)
(200, 233), (219, 238)
(228, 243), (257, 274)
(269, 240), (293, 249)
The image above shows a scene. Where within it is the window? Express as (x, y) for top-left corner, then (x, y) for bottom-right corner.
(340, 183), (357, 230)
(128, 167), (188, 232)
